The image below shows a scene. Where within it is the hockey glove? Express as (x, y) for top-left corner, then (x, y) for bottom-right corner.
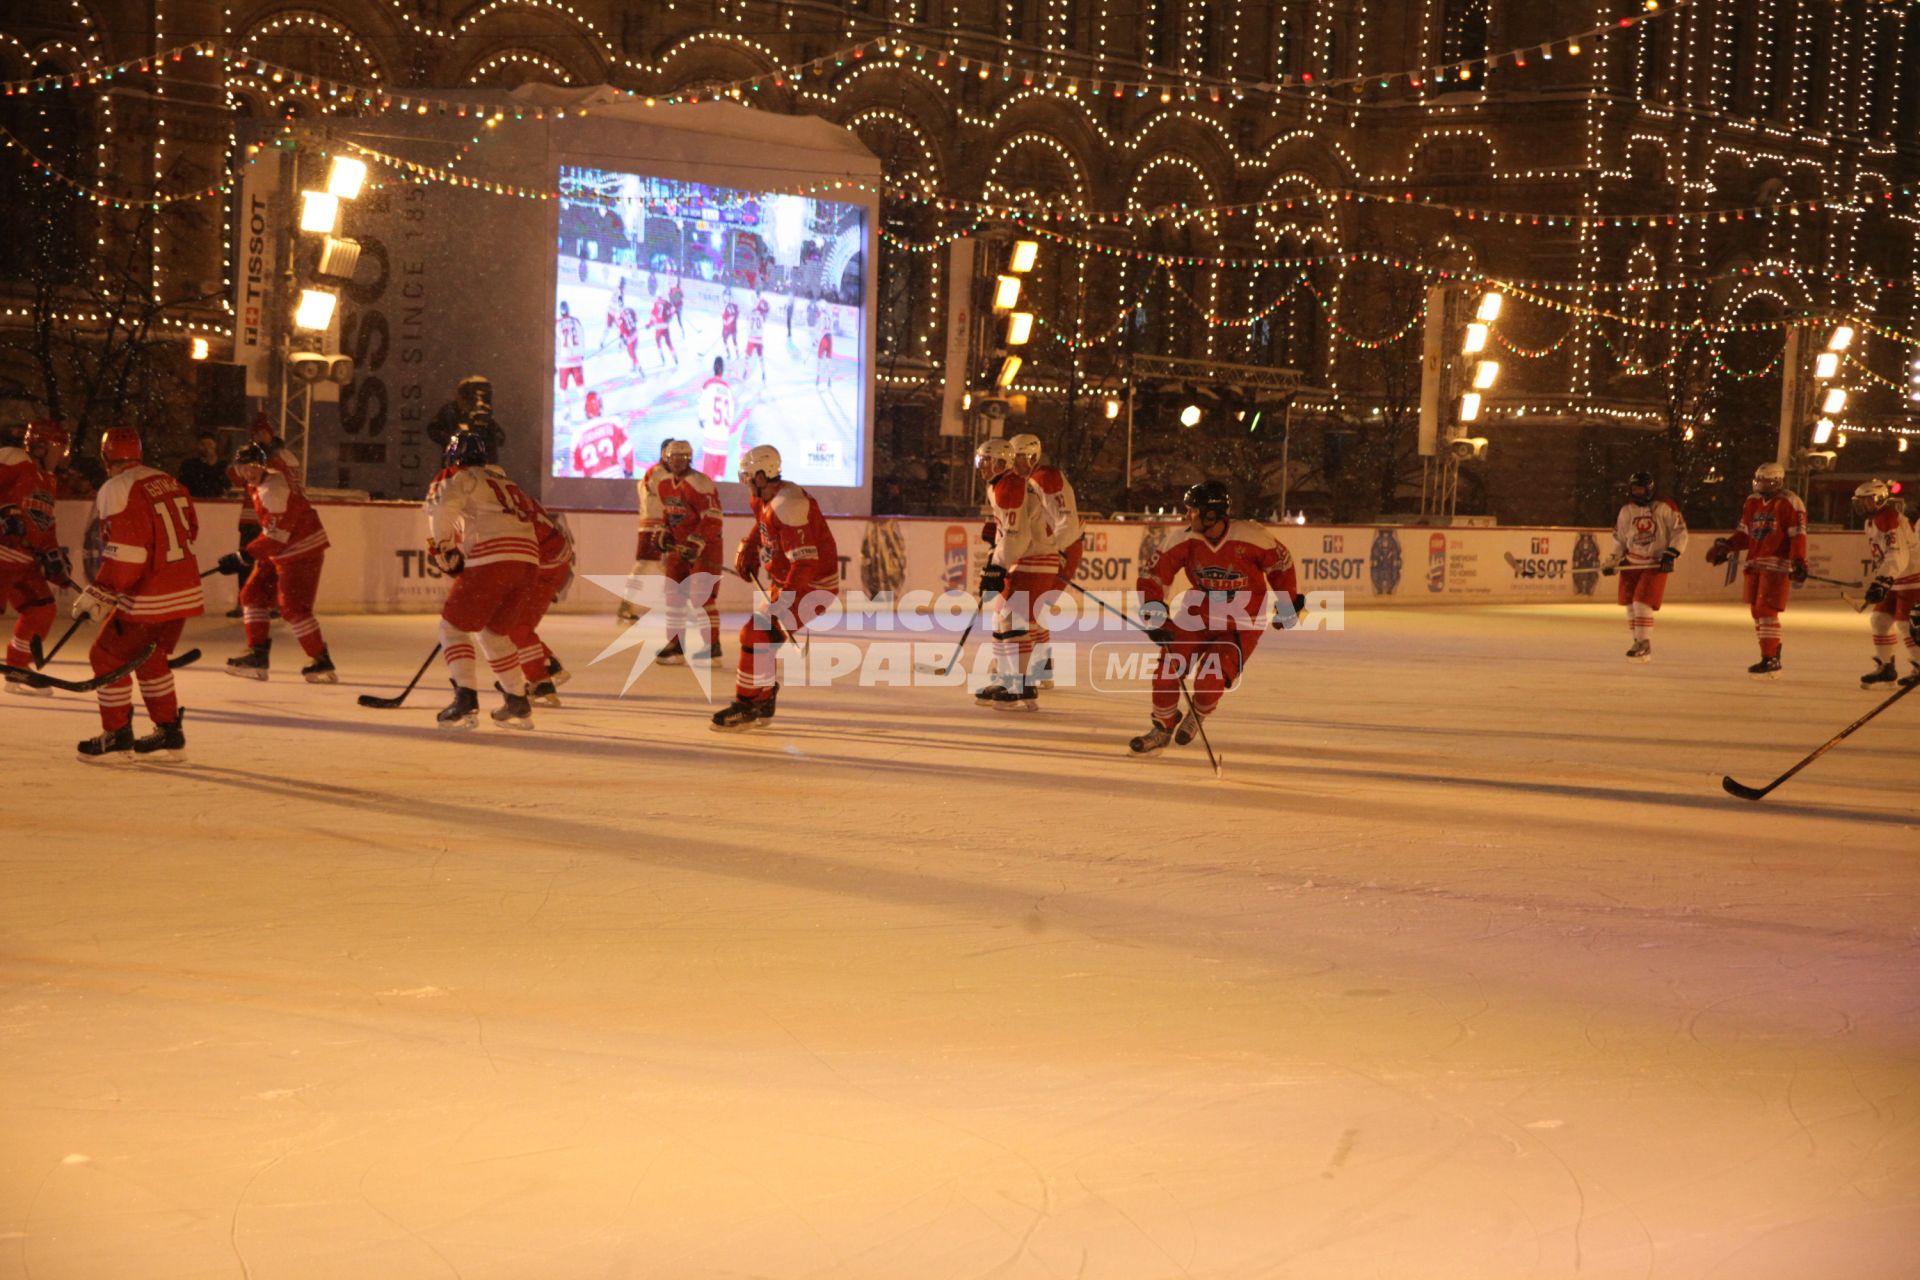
(1790, 559), (1808, 586)
(1865, 576), (1892, 606)
(981, 520), (997, 547)
(71, 582), (119, 621)
(679, 534), (707, 564)
(217, 552), (249, 576)
(36, 546), (73, 588)
(1658, 549), (1679, 574)
(1272, 594), (1307, 631)
(1599, 559), (1618, 577)
(0, 505), (23, 540)
(636, 531), (661, 561)
(1705, 538), (1732, 567)
(1139, 598), (1175, 645)
(431, 544), (465, 577)
(733, 545), (756, 583)
(978, 563), (1008, 598)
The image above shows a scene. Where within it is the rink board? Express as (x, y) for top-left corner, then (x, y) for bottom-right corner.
(52, 500), (1870, 615)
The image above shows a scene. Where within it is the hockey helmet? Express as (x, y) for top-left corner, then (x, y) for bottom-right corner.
(1008, 433), (1043, 467)
(1752, 461), (1786, 494)
(232, 442), (270, 471)
(1183, 478), (1232, 525)
(584, 390), (603, 418)
(248, 412), (277, 447)
(1853, 478), (1891, 515)
(663, 439), (694, 469)
(456, 375), (492, 409)
(99, 427), (143, 467)
(1626, 471), (1654, 505)
(23, 419), (69, 464)
(975, 437), (1015, 478)
(444, 428), (490, 469)
(737, 443), (782, 486)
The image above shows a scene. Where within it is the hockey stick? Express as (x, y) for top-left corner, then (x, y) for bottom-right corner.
(1721, 679), (1917, 801)
(2, 643), (156, 693)
(916, 595), (981, 675)
(1802, 573), (1864, 589)
(1840, 591), (1870, 613)
(35, 564), (222, 668)
(356, 644), (442, 709)
(1066, 581), (1222, 777)
(169, 648), (202, 670)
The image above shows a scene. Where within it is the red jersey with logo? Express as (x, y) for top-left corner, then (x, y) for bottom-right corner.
(521, 491), (575, 571)
(424, 465), (539, 567)
(0, 445), (60, 568)
(1138, 520), (1298, 624)
(639, 464), (723, 553)
(571, 419), (634, 478)
(606, 292), (629, 335)
(721, 300), (740, 337)
(650, 297), (672, 336)
(985, 472), (1060, 574)
(740, 481), (839, 595)
(246, 471), (328, 563)
(91, 466), (205, 621)
(1727, 492), (1808, 575)
(1865, 505), (1920, 590)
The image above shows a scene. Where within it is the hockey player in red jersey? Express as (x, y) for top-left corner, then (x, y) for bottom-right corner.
(1705, 461), (1807, 679)
(0, 420), (75, 692)
(1130, 479), (1302, 756)
(972, 438), (1061, 710)
(570, 392), (635, 478)
(220, 443), (335, 682)
(1600, 471), (1688, 663)
(712, 445), (839, 730)
(508, 489), (576, 706)
(720, 291), (741, 361)
(423, 430), (541, 729)
(1009, 432), (1083, 688)
(649, 295), (678, 370)
(638, 438), (725, 664)
(73, 428), (203, 760)
(1852, 479), (1920, 689)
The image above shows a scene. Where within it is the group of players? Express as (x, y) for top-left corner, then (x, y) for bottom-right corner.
(1600, 461), (1920, 687)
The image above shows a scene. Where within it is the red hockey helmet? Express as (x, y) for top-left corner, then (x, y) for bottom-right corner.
(100, 426), (144, 466)
(24, 419), (69, 462)
(584, 390), (603, 418)
(248, 411), (277, 446)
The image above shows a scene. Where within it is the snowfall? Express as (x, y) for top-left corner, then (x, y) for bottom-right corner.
(2, 598), (1915, 1279)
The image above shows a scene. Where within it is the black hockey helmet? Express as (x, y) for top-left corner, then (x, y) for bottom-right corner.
(1183, 479), (1232, 525)
(1627, 471), (1654, 504)
(444, 428), (490, 469)
(233, 442), (269, 468)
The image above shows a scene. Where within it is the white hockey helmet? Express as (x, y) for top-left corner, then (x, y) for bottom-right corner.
(976, 437), (1015, 478)
(738, 443), (782, 486)
(663, 439), (694, 468)
(1008, 432), (1043, 466)
(1852, 477), (1891, 514)
(1752, 461), (1786, 494)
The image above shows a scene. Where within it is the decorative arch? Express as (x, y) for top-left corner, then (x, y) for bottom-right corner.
(465, 48), (578, 86)
(232, 10), (387, 114)
(984, 130), (1091, 212)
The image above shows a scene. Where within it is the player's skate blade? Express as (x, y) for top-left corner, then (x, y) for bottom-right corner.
(437, 684), (480, 731)
(1128, 723), (1174, 756)
(133, 713), (187, 763)
(4, 674), (52, 697)
(1747, 657), (1782, 681)
(490, 686), (534, 730)
(225, 646), (270, 681)
(1860, 660), (1896, 689)
(1625, 640), (1651, 664)
(301, 650), (338, 684)
(77, 726), (135, 762)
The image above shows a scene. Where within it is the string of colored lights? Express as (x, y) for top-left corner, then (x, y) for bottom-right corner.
(0, 120), (231, 208)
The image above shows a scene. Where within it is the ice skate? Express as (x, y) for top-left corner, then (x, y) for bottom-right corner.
(490, 684), (534, 730)
(1625, 639), (1652, 664)
(529, 679), (562, 707)
(1174, 705), (1207, 746)
(1029, 649), (1055, 691)
(974, 678), (1010, 705)
(225, 643), (270, 681)
(1747, 654), (1782, 681)
(437, 683), (480, 730)
(615, 601), (639, 624)
(132, 712), (187, 763)
(1900, 667), (1920, 689)
(710, 686), (777, 732)
(546, 657), (571, 687)
(1128, 721), (1174, 756)
(77, 724), (135, 762)
(655, 636), (687, 666)
(4, 670), (52, 697)
(690, 640), (723, 664)
(301, 648), (338, 684)
(993, 681), (1038, 713)
(1860, 659), (1896, 689)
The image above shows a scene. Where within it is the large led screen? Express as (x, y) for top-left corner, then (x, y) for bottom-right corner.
(551, 167), (867, 491)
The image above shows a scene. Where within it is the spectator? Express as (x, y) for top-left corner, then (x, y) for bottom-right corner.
(176, 432), (229, 499)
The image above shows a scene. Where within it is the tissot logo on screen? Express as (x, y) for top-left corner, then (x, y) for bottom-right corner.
(550, 166), (867, 493)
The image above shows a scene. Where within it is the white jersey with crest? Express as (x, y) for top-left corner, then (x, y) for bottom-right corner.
(1864, 505), (1920, 589)
(1609, 498), (1689, 568)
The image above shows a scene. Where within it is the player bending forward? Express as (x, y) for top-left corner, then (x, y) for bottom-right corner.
(221, 443), (336, 682)
(1705, 462), (1807, 680)
(974, 438), (1060, 710)
(1600, 471), (1688, 663)
(638, 439), (724, 665)
(1853, 479), (1920, 689)
(509, 491), (576, 706)
(1010, 432), (1082, 688)
(423, 431), (541, 730)
(72, 429), (203, 761)
(0, 421), (75, 692)
(1130, 479), (1302, 756)
(712, 445), (839, 731)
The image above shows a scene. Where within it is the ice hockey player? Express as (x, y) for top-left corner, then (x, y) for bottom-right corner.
(720, 290), (741, 361)
(570, 391), (634, 478)
(1009, 432), (1083, 688)
(508, 488), (576, 706)
(220, 443), (335, 682)
(555, 301), (587, 420)
(973, 437), (1060, 710)
(224, 414), (301, 619)
(649, 294), (678, 370)
(1129, 479), (1302, 756)
(638, 438), (724, 664)
(696, 358), (739, 480)
(1705, 461), (1807, 679)
(743, 292), (770, 383)
(712, 445), (838, 731)
(1599, 471), (1688, 663)
(1852, 478), (1920, 689)
(0, 420), (75, 692)
(72, 428), (203, 760)
(422, 430), (540, 729)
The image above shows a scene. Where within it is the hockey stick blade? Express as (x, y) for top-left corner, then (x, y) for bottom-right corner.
(168, 648), (202, 670)
(1721, 776), (1771, 802)
(357, 642), (443, 709)
(1, 642), (155, 693)
(1719, 680), (1916, 802)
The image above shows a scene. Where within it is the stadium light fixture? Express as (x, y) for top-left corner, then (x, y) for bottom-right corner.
(316, 235), (361, 279)
(298, 191), (339, 235)
(326, 156), (367, 201)
(1476, 292), (1503, 323)
(293, 288), (337, 332)
(1819, 387), (1847, 415)
(1825, 324), (1854, 352)
(994, 354), (1022, 388)
(1472, 359), (1500, 390)
(1813, 351), (1839, 380)
(1179, 403), (1202, 427)
(1009, 240), (1040, 274)
(189, 336), (209, 360)
(1104, 397), (1122, 420)
(992, 275), (1021, 312)
(1811, 417), (1835, 445)
(1463, 323), (1489, 354)
(1459, 391), (1483, 422)
(1005, 312), (1033, 345)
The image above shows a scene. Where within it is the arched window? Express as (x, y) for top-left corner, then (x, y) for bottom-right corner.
(1441, 0), (1489, 68)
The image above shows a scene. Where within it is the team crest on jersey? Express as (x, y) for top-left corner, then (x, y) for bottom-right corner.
(1369, 529), (1403, 595)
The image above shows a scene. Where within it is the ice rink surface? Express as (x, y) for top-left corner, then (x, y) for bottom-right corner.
(3, 599), (1916, 1278)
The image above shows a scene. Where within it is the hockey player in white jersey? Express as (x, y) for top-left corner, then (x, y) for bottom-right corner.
(1600, 471), (1688, 662)
(1009, 432), (1082, 688)
(974, 438), (1060, 711)
(1853, 479), (1920, 689)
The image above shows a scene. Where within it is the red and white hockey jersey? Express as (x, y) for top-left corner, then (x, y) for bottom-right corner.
(1864, 505), (1920, 591)
(697, 376), (739, 474)
(245, 471), (328, 563)
(649, 297), (672, 336)
(638, 464), (723, 555)
(985, 471), (1061, 575)
(572, 419), (634, 478)
(521, 490), (575, 572)
(1027, 464), (1083, 556)
(1727, 491), (1808, 575)
(424, 464), (539, 567)
(740, 480), (839, 595)
(91, 466), (205, 621)
(0, 445), (60, 569)
(1609, 498), (1689, 569)
(556, 314), (586, 371)
(1138, 520), (1299, 625)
